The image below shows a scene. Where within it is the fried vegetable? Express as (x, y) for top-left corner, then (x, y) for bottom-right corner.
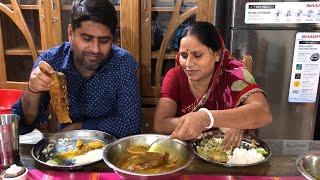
(196, 137), (229, 163)
(256, 148), (268, 155)
(87, 141), (104, 149)
(76, 139), (84, 149)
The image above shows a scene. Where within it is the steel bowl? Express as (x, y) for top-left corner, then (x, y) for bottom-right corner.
(102, 134), (194, 180)
(192, 130), (272, 167)
(296, 151), (320, 180)
(31, 130), (116, 169)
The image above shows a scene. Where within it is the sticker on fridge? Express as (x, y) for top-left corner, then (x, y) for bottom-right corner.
(288, 32), (320, 103)
(245, 2), (320, 24)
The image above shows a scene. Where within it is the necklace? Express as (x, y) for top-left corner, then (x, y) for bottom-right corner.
(189, 81), (207, 99)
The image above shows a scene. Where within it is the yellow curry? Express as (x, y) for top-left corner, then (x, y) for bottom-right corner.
(116, 145), (180, 174)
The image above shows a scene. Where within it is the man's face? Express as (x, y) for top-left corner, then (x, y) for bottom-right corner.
(68, 21), (113, 75)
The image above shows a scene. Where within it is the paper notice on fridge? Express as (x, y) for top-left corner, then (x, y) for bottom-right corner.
(245, 2), (320, 24)
(288, 32), (320, 103)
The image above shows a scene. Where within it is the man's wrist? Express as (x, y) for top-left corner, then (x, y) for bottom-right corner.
(27, 82), (41, 94)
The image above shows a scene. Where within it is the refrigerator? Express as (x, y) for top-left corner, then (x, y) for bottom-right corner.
(228, 0), (320, 139)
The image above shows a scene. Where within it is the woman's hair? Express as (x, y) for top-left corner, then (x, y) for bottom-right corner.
(179, 21), (222, 52)
(71, 0), (117, 35)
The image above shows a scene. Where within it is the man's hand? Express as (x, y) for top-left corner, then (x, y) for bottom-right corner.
(220, 127), (243, 150)
(171, 111), (209, 140)
(28, 61), (54, 93)
(60, 122), (82, 132)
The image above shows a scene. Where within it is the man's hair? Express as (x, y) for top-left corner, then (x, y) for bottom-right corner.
(71, 0), (117, 35)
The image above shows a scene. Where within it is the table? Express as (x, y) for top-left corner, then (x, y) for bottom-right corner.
(18, 139), (320, 177)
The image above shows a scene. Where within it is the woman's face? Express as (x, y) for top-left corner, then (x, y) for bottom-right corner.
(179, 35), (219, 82)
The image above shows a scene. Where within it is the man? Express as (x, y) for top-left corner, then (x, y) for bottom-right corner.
(12, 0), (141, 138)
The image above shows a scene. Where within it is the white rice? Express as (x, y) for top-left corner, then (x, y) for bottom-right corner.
(228, 148), (265, 164)
(73, 148), (104, 165)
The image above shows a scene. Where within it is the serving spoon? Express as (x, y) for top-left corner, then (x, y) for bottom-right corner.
(148, 136), (172, 152)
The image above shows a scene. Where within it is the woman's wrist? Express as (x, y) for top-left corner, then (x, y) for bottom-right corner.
(198, 108), (215, 129)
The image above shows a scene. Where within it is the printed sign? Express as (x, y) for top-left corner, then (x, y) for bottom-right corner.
(288, 32), (320, 103)
(245, 2), (320, 24)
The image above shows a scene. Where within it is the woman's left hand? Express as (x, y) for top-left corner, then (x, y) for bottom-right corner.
(220, 127), (243, 150)
(171, 111), (208, 140)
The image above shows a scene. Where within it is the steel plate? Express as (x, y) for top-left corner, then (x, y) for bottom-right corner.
(296, 151), (320, 180)
(31, 130), (116, 169)
(192, 130), (272, 167)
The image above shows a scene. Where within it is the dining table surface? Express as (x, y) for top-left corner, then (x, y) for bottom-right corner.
(15, 138), (320, 179)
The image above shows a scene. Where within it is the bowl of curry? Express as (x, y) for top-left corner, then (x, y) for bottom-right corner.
(102, 134), (194, 179)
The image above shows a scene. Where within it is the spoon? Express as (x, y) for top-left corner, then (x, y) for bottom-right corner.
(148, 136), (172, 152)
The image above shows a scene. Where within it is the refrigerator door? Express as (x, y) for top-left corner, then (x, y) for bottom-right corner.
(230, 29), (319, 139)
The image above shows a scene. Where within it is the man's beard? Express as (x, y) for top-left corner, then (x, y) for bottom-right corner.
(74, 50), (106, 71)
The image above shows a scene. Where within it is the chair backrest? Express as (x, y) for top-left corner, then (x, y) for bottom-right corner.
(240, 54), (253, 73)
(240, 54), (258, 136)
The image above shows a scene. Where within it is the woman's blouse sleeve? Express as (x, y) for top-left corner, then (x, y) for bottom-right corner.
(160, 68), (179, 101)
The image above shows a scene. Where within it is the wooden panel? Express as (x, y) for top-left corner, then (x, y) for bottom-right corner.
(196, 0), (215, 22)
(151, 50), (176, 59)
(0, 81), (28, 90)
(141, 107), (155, 133)
(5, 49), (43, 55)
(61, 5), (120, 11)
(0, 0), (38, 60)
(49, 0), (62, 47)
(3, 4), (39, 10)
(140, 0), (152, 96)
(141, 0), (215, 105)
(120, 0), (140, 79)
(152, 7), (194, 11)
(0, 18), (6, 82)
(38, 0), (62, 49)
(0, 0), (38, 89)
(142, 97), (158, 105)
(154, 0), (196, 92)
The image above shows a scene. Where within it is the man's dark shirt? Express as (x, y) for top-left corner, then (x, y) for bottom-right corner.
(13, 42), (141, 138)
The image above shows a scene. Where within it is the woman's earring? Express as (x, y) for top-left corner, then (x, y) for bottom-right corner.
(215, 56), (220, 62)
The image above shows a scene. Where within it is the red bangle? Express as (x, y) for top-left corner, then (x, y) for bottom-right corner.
(27, 86), (41, 94)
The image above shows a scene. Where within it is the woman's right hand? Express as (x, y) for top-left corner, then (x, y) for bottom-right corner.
(28, 61), (54, 93)
(171, 111), (209, 140)
(220, 127), (243, 150)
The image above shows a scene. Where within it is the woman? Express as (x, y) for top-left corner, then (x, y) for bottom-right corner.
(153, 22), (272, 149)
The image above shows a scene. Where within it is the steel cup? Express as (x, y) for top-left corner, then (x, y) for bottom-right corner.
(0, 114), (20, 168)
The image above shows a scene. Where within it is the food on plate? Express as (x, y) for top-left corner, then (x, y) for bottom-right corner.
(44, 139), (105, 165)
(228, 147), (265, 164)
(1, 164), (27, 179)
(196, 137), (268, 165)
(196, 137), (229, 163)
(117, 145), (180, 174)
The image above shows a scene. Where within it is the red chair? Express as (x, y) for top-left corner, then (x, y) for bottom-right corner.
(0, 89), (24, 114)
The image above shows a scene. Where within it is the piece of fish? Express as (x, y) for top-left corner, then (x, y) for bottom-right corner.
(126, 152), (169, 171)
(49, 72), (72, 124)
